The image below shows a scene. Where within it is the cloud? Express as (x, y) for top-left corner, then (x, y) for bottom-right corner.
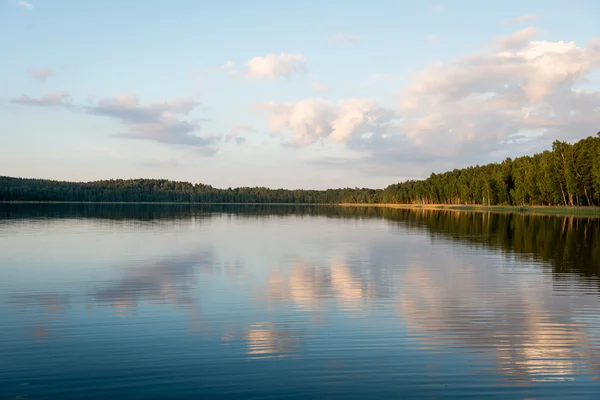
(31, 68), (54, 81)
(245, 53), (307, 80)
(258, 98), (399, 146)
(226, 124), (253, 144)
(427, 35), (440, 43)
(223, 54), (307, 80)
(220, 61), (240, 78)
(329, 33), (361, 43)
(87, 94), (197, 122)
(18, 1), (33, 10)
(10, 91), (71, 107)
(312, 81), (329, 92)
(85, 95), (217, 148)
(267, 29), (600, 178)
(429, 5), (443, 13)
(495, 27), (539, 50)
(513, 14), (537, 23)
(394, 30), (600, 162)
(11, 92), (218, 152)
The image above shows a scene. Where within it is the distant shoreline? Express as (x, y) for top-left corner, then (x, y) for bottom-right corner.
(339, 203), (600, 217)
(2, 201), (600, 217)
(0, 201), (324, 206)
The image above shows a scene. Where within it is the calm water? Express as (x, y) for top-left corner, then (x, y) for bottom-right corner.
(1, 204), (600, 399)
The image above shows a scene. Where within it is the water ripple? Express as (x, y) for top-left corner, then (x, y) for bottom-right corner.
(1, 205), (600, 399)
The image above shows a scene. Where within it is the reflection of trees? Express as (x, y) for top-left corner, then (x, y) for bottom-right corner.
(386, 209), (600, 278)
(3, 204), (598, 279)
(396, 262), (600, 383)
(0, 203), (346, 222)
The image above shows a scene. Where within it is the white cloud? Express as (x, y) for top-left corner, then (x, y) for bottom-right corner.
(312, 81), (329, 92)
(219, 61), (242, 79)
(31, 68), (54, 81)
(18, 1), (33, 10)
(495, 27), (539, 50)
(258, 98), (398, 146)
(329, 33), (361, 43)
(396, 31), (600, 157)
(513, 14), (537, 23)
(245, 53), (307, 80)
(263, 29), (600, 176)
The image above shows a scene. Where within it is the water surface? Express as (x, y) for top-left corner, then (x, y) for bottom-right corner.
(1, 204), (600, 399)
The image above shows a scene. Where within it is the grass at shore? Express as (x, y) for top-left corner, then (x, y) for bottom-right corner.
(339, 203), (600, 217)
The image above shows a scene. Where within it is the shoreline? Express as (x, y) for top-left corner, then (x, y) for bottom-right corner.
(0, 201), (324, 206)
(339, 203), (600, 217)
(2, 201), (600, 217)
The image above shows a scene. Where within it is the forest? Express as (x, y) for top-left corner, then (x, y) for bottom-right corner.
(383, 134), (600, 206)
(1, 134), (599, 206)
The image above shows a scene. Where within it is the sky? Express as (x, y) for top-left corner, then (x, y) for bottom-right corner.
(1, 0), (599, 189)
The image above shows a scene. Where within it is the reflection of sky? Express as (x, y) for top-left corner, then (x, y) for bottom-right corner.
(88, 251), (213, 313)
(2, 212), (600, 397)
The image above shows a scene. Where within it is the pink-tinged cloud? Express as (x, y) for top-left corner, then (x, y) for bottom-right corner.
(11, 91), (71, 107)
(258, 98), (398, 146)
(245, 53), (307, 80)
(312, 82), (329, 92)
(31, 68), (54, 81)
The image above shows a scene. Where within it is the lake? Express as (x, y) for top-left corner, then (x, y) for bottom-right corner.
(1, 204), (600, 399)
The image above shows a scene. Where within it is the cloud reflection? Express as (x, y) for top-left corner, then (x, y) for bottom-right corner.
(88, 251), (215, 318)
(260, 257), (385, 319)
(396, 261), (600, 383)
(245, 322), (300, 359)
(8, 292), (71, 339)
(254, 240), (600, 383)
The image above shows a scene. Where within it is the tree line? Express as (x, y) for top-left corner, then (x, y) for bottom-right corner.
(0, 176), (382, 204)
(1, 133), (599, 206)
(383, 134), (600, 206)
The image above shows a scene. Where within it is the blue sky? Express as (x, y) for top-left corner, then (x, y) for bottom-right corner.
(1, 0), (599, 189)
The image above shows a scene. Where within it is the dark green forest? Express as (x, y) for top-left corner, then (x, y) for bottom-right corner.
(383, 134), (600, 206)
(2, 134), (599, 206)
